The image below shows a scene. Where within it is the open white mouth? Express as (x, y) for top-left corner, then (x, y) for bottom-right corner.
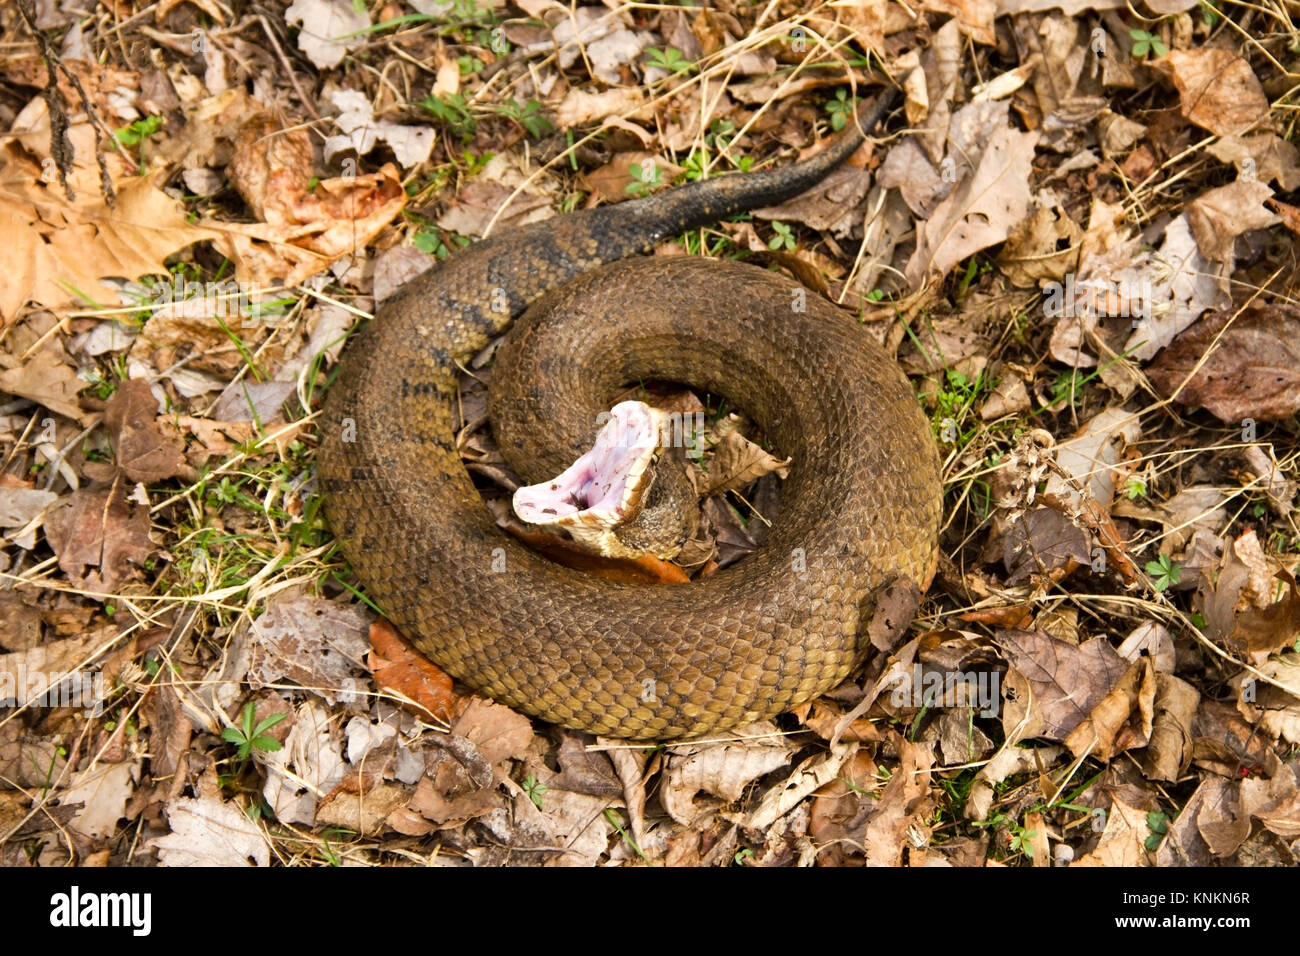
(512, 400), (669, 556)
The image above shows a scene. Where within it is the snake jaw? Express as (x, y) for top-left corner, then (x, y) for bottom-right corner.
(512, 400), (668, 558)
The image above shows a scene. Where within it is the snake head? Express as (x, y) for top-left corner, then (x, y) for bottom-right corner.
(512, 400), (699, 560)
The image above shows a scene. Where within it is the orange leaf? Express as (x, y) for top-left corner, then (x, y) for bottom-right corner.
(366, 620), (458, 722)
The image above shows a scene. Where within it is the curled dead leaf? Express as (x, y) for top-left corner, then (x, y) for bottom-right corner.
(1147, 303), (1300, 423)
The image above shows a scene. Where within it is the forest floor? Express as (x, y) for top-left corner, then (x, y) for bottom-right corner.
(0, 0), (1298, 867)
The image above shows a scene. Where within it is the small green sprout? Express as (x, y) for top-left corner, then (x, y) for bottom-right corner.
(1129, 28), (1167, 58)
(222, 701), (288, 762)
(767, 220), (795, 251)
(521, 773), (547, 809)
(1144, 553), (1181, 592)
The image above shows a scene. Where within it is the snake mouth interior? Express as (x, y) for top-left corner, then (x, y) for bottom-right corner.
(512, 400), (667, 554)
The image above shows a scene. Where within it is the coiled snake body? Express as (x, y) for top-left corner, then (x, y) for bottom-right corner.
(319, 88), (942, 740)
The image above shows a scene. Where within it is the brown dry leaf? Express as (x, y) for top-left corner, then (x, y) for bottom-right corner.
(316, 777), (409, 836)
(452, 697), (535, 769)
(802, 698), (881, 744)
(373, 244), (437, 303)
(407, 773), (500, 830)
(1124, 214), (1230, 362)
(407, 734), (502, 827)
(507, 784), (615, 866)
(1011, 15), (1107, 146)
(1022, 810), (1050, 866)
(1270, 198), (1300, 238)
(1003, 506), (1090, 585)
(905, 114), (1038, 286)
(884, 630), (1003, 725)
(1141, 674), (1199, 782)
(1196, 776), (1253, 858)
(1118, 618), (1171, 672)
(212, 165), (406, 287)
(367, 619), (457, 721)
(4, 59), (141, 147)
(0, 723), (69, 789)
(0, 480), (57, 533)
(58, 760), (140, 839)
(659, 722), (797, 827)
(156, 87), (256, 174)
(582, 152), (686, 205)
(1043, 406), (1141, 510)
(1098, 112), (1147, 158)
(1195, 697), (1279, 778)
(808, 747), (880, 859)
(0, 791), (30, 841)
(752, 164), (876, 239)
(0, 589), (45, 650)
(0, 136), (218, 324)
(930, 706), (995, 765)
(437, 152), (559, 237)
(551, 731), (623, 799)
(142, 682), (193, 780)
(1147, 303), (1300, 423)
(1165, 48), (1270, 137)
(227, 116), (314, 224)
(202, 116), (406, 288)
(104, 379), (189, 483)
(1062, 656), (1155, 760)
(1154, 776), (1215, 865)
(1112, 485), (1230, 554)
(155, 0), (227, 22)
(743, 742), (859, 832)
(0, 337), (87, 424)
(924, 0), (996, 45)
(606, 745), (650, 851)
(173, 416), (255, 469)
(1208, 134), (1300, 190)
(998, 202), (1083, 288)
(127, 294), (253, 385)
(248, 587), (371, 705)
(1071, 799), (1150, 866)
(996, 630), (1129, 744)
(1196, 532), (1300, 661)
(1240, 764), (1300, 839)
(809, 738), (930, 867)
(1227, 572), (1300, 660)
(261, 700), (347, 826)
(1240, 653), (1300, 748)
(151, 793), (271, 866)
(877, 136), (949, 218)
(43, 488), (155, 592)
(863, 735), (934, 866)
(701, 430), (792, 496)
(0, 632), (111, 710)
(1185, 180), (1280, 264)
(554, 87), (650, 128)
(1049, 201), (1230, 369)
(900, 315), (988, 376)
(864, 579), (925, 655)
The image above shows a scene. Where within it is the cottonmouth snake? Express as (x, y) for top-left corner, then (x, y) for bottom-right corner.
(318, 85), (942, 740)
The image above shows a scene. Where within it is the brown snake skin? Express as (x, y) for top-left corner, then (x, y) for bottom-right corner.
(318, 85), (942, 740)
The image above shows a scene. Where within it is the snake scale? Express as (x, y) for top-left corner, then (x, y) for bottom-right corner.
(318, 84), (942, 740)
